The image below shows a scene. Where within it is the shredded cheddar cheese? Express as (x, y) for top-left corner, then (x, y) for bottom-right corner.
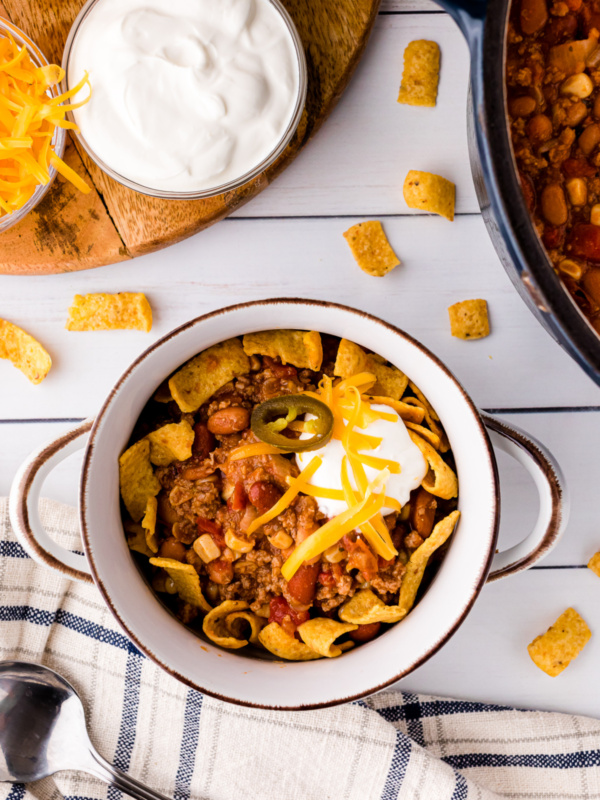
(277, 375), (404, 579)
(229, 442), (285, 461)
(281, 470), (390, 581)
(235, 371), (405, 579)
(0, 32), (91, 217)
(246, 456), (322, 536)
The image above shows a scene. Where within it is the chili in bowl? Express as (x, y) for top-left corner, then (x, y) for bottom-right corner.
(119, 332), (460, 661)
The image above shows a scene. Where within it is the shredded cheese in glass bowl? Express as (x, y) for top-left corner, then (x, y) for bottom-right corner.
(0, 18), (91, 232)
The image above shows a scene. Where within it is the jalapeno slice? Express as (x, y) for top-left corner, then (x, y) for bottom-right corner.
(251, 395), (334, 452)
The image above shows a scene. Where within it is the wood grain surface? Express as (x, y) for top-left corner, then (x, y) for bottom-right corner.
(0, 0), (381, 274)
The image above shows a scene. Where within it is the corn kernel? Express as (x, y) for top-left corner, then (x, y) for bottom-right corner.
(566, 177), (588, 206)
(591, 203), (600, 226)
(193, 533), (221, 563)
(165, 577), (178, 594)
(268, 531), (294, 549)
(558, 258), (584, 280)
(560, 73), (594, 98)
(224, 529), (254, 553)
(324, 544), (347, 563)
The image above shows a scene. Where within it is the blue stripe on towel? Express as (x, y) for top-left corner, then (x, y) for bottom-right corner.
(373, 697), (515, 725)
(174, 690), (203, 800)
(445, 750), (600, 770)
(108, 642), (144, 800)
(451, 772), (469, 799)
(380, 730), (412, 800)
(5, 784), (25, 800)
(0, 542), (28, 559)
(0, 606), (141, 654)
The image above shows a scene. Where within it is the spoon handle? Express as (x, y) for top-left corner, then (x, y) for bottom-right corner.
(83, 746), (174, 800)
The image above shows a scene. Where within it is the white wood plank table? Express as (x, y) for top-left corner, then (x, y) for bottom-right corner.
(1, 1), (600, 718)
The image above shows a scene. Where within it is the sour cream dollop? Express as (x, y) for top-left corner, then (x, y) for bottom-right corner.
(67, 0), (301, 192)
(296, 404), (428, 519)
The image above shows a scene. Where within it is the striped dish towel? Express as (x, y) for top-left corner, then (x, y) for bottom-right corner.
(1, 498), (599, 800)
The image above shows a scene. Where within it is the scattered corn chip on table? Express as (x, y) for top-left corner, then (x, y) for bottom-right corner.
(2, 0), (600, 717)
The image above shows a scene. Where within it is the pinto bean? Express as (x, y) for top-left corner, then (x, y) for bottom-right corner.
(248, 481), (282, 513)
(157, 492), (179, 526)
(409, 487), (438, 538)
(520, 0), (548, 34)
(349, 623), (381, 643)
(158, 538), (187, 562)
(286, 562), (320, 605)
(207, 406), (250, 435)
(541, 184), (568, 226)
(578, 123), (600, 156)
(510, 95), (537, 117)
(192, 422), (214, 459)
(526, 114), (553, 146)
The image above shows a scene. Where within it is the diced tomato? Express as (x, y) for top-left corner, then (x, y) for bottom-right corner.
(561, 158), (597, 178)
(192, 422), (215, 459)
(378, 556), (395, 570)
(286, 562), (320, 605)
(269, 596), (310, 636)
(197, 517), (225, 548)
(545, 13), (577, 43)
(343, 535), (379, 581)
(349, 623), (381, 643)
(317, 570), (336, 586)
(582, 6), (600, 35)
(569, 224), (600, 262)
(248, 481), (282, 514)
(227, 480), (247, 511)
(207, 559), (233, 585)
(543, 224), (566, 250)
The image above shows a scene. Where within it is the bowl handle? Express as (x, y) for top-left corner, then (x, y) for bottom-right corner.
(482, 413), (568, 581)
(9, 419), (94, 584)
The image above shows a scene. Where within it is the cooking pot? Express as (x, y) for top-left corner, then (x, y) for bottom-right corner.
(437, 0), (600, 385)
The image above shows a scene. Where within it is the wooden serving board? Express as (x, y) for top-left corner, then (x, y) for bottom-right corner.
(0, 0), (381, 275)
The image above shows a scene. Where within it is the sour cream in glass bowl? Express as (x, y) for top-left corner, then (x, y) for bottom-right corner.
(61, 0), (307, 199)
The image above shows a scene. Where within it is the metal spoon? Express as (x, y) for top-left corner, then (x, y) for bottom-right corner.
(0, 661), (172, 800)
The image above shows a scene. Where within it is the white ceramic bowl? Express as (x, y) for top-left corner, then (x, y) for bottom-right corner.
(10, 299), (567, 709)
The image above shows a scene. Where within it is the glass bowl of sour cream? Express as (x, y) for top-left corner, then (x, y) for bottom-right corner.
(61, 0), (307, 199)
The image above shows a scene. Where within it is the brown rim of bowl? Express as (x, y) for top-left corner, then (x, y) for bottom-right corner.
(79, 298), (500, 710)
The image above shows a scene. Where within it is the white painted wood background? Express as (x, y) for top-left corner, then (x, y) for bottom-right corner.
(2, 1), (600, 718)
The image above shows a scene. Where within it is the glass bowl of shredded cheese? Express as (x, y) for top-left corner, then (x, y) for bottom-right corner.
(0, 18), (91, 233)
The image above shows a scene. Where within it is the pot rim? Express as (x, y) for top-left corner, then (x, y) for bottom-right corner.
(79, 298), (500, 709)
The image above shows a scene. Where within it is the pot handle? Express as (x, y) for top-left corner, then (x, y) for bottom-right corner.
(9, 419), (95, 584)
(432, 0), (487, 47)
(482, 413), (568, 581)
